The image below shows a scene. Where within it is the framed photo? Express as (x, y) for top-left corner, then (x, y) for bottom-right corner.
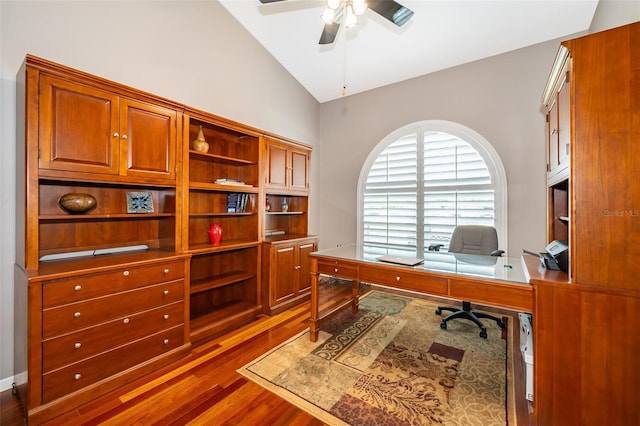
(126, 192), (154, 213)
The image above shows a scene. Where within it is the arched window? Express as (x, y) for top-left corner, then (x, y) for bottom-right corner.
(357, 120), (508, 257)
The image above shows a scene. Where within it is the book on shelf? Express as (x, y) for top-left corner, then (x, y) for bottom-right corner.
(226, 193), (249, 213)
(215, 178), (250, 186)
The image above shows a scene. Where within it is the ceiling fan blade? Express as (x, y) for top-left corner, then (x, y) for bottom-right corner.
(319, 22), (340, 44)
(258, 0), (287, 3)
(367, 0), (414, 27)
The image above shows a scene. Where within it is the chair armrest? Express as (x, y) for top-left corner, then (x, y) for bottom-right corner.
(428, 244), (444, 252)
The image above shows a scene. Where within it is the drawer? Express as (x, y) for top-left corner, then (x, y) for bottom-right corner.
(43, 301), (184, 372)
(449, 278), (533, 312)
(359, 265), (448, 295)
(43, 279), (184, 338)
(42, 324), (184, 403)
(317, 261), (358, 280)
(43, 260), (185, 308)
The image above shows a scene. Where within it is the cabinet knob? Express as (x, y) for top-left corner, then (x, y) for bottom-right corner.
(163, 268), (169, 274)
(163, 290), (169, 295)
(74, 343), (81, 349)
(74, 374), (82, 380)
(334, 268), (338, 273)
(123, 271), (130, 276)
(123, 318), (130, 324)
(113, 132), (119, 138)
(122, 134), (128, 140)
(74, 285), (82, 291)
(295, 265), (301, 270)
(74, 312), (81, 318)
(396, 276), (401, 282)
(163, 339), (169, 345)
(164, 314), (169, 320)
(551, 128), (559, 134)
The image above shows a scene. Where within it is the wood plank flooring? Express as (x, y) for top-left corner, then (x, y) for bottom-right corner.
(1, 290), (534, 425)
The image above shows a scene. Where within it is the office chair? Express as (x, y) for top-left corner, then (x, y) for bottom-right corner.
(432, 225), (505, 338)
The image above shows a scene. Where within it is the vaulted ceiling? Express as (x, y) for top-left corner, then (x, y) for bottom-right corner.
(219, 0), (599, 103)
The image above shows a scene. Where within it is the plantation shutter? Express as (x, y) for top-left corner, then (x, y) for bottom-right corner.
(363, 131), (495, 257)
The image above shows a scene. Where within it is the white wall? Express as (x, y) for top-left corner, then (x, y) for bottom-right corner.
(0, 0), (319, 391)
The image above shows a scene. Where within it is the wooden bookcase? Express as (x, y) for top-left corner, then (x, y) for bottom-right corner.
(182, 110), (263, 342)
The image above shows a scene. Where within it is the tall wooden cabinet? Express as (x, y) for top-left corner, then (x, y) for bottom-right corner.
(261, 135), (317, 315)
(15, 55), (316, 424)
(14, 55), (190, 424)
(531, 22), (640, 426)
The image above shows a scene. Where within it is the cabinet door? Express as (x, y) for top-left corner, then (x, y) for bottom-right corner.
(557, 72), (570, 169)
(271, 244), (296, 305)
(120, 98), (177, 181)
(290, 148), (310, 192)
(39, 74), (119, 175)
(547, 101), (559, 173)
(297, 240), (317, 293)
(266, 141), (288, 190)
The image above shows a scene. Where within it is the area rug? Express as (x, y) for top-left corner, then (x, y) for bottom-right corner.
(238, 290), (515, 426)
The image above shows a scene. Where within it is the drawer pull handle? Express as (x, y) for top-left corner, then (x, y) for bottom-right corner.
(123, 271), (130, 276)
(74, 374), (82, 380)
(74, 343), (81, 349)
(74, 285), (82, 291)
(74, 312), (81, 318)
(164, 314), (169, 320)
(163, 339), (169, 345)
(123, 318), (130, 324)
(163, 290), (169, 295)
(164, 268), (169, 274)
(334, 268), (338, 273)
(396, 276), (400, 282)
(295, 265), (301, 270)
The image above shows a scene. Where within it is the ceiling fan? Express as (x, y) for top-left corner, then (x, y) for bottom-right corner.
(258, 0), (414, 45)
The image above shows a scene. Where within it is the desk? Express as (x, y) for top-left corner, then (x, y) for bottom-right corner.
(309, 245), (532, 342)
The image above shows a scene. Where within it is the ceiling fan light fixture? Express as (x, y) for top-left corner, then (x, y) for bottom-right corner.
(321, 8), (335, 24)
(326, 0), (341, 10)
(352, 0), (367, 15)
(345, 3), (357, 27)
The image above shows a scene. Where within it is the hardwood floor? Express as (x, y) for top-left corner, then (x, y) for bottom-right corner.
(2, 290), (534, 425)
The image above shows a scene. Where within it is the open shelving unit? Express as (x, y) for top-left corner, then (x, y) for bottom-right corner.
(183, 110), (263, 342)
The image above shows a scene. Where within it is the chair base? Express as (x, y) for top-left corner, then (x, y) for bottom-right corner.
(436, 301), (505, 339)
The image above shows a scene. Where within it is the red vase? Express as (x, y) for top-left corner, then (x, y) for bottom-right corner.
(208, 223), (222, 245)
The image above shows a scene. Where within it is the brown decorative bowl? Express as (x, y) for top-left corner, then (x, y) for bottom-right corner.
(58, 193), (97, 214)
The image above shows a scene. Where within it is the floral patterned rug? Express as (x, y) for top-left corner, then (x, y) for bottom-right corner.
(238, 290), (515, 425)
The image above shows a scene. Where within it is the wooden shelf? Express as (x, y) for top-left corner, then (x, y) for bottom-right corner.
(266, 211), (304, 215)
(189, 182), (259, 193)
(189, 212), (254, 218)
(190, 271), (255, 295)
(188, 240), (260, 255)
(189, 300), (262, 342)
(40, 213), (175, 220)
(189, 150), (256, 166)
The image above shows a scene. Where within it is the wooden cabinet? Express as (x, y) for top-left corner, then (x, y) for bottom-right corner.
(182, 109), (263, 342)
(531, 22), (640, 426)
(262, 237), (317, 315)
(14, 55), (189, 425)
(543, 46), (571, 185)
(38, 73), (179, 184)
(261, 136), (315, 314)
(264, 136), (310, 194)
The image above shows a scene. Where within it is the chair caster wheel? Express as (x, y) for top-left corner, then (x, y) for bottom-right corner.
(440, 321), (447, 330)
(435, 308), (442, 315)
(480, 329), (488, 339)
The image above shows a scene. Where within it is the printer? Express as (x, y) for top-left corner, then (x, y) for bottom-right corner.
(524, 240), (569, 273)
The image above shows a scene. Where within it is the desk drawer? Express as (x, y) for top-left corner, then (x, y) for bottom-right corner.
(43, 279), (184, 338)
(43, 301), (184, 372)
(43, 260), (185, 308)
(42, 324), (184, 403)
(317, 261), (358, 280)
(449, 278), (533, 312)
(359, 265), (448, 295)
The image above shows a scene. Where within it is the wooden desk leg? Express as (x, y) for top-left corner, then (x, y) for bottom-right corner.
(351, 279), (359, 314)
(309, 259), (319, 342)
